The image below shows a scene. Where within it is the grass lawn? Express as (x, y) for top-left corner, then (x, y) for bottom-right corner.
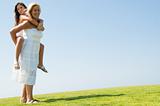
(0, 85), (160, 106)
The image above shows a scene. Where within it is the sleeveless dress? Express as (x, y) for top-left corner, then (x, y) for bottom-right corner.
(17, 28), (43, 85)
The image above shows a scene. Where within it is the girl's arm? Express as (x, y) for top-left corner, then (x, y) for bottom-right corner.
(20, 15), (39, 27)
(20, 15), (45, 31)
(10, 21), (33, 44)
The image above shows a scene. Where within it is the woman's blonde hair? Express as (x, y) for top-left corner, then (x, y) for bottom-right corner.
(27, 3), (41, 18)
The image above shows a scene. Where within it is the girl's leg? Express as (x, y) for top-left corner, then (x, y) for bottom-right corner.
(38, 43), (44, 67)
(14, 37), (24, 69)
(38, 43), (48, 73)
(20, 84), (27, 103)
(10, 32), (17, 45)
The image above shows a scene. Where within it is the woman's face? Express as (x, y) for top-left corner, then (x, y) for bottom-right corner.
(17, 4), (26, 15)
(31, 6), (40, 19)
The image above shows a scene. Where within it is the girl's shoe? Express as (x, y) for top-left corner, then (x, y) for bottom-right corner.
(38, 65), (48, 73)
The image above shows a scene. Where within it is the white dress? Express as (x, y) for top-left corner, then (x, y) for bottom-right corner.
(17, 28), (43, 85)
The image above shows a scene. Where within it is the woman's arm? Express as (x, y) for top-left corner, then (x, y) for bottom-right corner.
(10, 21), (33, 44)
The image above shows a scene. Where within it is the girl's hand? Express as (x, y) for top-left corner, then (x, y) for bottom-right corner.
(39, 19), (44, 23)
(28, 17), (34, 24)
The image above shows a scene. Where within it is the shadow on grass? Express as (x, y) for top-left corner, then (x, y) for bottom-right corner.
(43, 94), (125, 103)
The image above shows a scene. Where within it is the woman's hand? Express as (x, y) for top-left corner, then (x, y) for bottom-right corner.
(37, 22), (45, 31)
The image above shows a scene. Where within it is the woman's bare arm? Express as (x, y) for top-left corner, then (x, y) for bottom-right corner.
(10, 21), (33, 44)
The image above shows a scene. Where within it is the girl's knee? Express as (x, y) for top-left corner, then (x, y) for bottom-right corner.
(17, 37), (24, 43)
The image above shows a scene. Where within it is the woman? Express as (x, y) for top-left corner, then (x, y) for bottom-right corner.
(12, 2), (47, 73)
(10, 3), (45, 104)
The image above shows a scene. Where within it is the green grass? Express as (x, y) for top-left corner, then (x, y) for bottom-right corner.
(0, 85), (160, 106)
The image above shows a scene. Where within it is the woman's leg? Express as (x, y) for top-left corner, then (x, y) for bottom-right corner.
(26, 84), (39, 104)
(20, 84), (27, 103)
(26, 85), (33, 101)
(14, 37), (24, 69)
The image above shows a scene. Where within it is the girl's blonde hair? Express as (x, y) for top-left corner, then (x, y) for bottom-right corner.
(27, 3), (41, 18)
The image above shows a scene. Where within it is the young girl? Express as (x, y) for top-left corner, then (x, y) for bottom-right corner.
(11, 2), (47, 73)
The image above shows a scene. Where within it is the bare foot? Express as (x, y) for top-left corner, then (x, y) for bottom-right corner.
(14, 62), (20, 70)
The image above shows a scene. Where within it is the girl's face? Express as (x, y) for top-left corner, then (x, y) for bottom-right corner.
(31, 6), (40, 19)
(17, 4), (26, 15)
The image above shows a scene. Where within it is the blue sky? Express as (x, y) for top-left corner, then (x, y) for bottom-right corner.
(0, 0), (160, 98)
